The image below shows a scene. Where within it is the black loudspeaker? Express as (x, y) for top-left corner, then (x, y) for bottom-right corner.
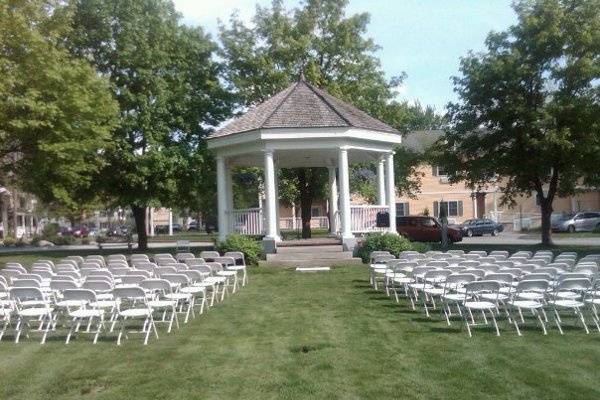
(376, 212), (390, 227)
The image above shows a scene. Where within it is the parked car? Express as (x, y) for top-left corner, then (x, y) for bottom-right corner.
(71, 226), (90, 238)
(460, 218), (504, 237)
(396, 215), (462, 243)
(155, 224), (182, 234)
(187, 221), (199, 231)
(552, 211), (600, 233)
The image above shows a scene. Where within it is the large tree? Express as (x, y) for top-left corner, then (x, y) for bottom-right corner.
(436, 0), (600, 245)
(68, 0), (231, 249)
(0, 0), (118, 209)
(220, 0), (426, 238)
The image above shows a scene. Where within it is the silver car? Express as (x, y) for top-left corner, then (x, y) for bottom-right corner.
(553, 211), (600, 233)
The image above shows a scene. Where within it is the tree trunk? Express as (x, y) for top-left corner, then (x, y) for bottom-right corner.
(540, 200), (553, 246)
(298, 169), (312, 239)
(131, 205), (148, 250)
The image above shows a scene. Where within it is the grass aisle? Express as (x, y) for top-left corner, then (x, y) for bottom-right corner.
(0, 266), (599, 399)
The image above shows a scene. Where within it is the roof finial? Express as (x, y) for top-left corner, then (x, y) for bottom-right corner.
(299, 70), (306, 82)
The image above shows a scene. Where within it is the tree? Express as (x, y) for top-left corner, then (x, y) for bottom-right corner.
(220, 0), (425, 237)
(436, 0), (600, 245)
(68, 0), (231, 249)
(0, 0), (118, 209)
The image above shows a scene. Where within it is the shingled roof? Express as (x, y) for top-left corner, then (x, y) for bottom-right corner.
(210, 78), (399, 138)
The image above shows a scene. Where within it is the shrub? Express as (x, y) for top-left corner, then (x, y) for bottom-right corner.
(356, 233), (414, 262)
(216, 234), (262, 266)
(31, 235), (42, 246)
(593, 226), (600, 234)
(410, 242), (432, 253)
(2, 236), (16, 247)
(53, 235), (75, 246)
(96, 235), (107, 244)
(15, 238), (26, 247)
(81, 237), (90, 245)
(42, 223), (60, 239)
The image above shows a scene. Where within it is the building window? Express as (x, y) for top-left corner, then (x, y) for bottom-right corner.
(311, 207), (321, 217)
(434, 200), (463, 217)
(432, 166), (447, 177)
(396, 202), (410, 216)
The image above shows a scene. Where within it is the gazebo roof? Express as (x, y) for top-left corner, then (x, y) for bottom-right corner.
(210, 78), (399, 138)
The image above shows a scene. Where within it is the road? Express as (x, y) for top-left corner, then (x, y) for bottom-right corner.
(461, 231), (600, 247)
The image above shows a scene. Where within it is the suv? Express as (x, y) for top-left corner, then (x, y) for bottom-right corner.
(460, 219), (504, 237)
(396, 216), (462, 243)
(553, 211), (600, 233)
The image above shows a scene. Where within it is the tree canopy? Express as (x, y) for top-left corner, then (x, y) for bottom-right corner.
(435, 0), (600, 244)
(68, 0), (232, 248)
(0, 0), (118, 209)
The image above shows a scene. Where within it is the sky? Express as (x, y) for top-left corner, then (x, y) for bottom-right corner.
(172, 0), (517, 112)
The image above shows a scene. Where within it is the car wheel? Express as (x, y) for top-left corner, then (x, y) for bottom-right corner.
(568, 225), (576, 233)
(466, 229), (473, 237)
(491, 229), (498, 236)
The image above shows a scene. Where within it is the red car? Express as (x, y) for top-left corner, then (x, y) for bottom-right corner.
(396, 216), (462, 243)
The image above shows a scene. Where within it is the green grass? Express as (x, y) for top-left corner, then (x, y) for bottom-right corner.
(0, 259), (599, 399)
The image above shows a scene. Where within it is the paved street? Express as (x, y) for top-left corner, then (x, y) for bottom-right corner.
(462, 231), (600, 247)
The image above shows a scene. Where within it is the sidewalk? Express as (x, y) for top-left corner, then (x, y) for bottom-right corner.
(0, 241), (214, 254)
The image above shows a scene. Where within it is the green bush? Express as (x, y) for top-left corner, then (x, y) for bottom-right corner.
(31, 235), (42, 246)
(410, 242), (432, 253)
(593, 226), (600, 234)
(15, 238), (26, 247)
(357, 233), (414, 262)
(81, 237), (90, 245)
(216, 234), (262, 266)
(2, 236), (16, 247)
(53, 235), (75, 246)
(42, 223), (60, 239)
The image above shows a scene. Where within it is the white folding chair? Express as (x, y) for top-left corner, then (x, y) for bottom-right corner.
(140, 279), (180, 333)
(462, 281), (502, 337)
(548, 278), (592, 334)
(10, 287), (54, 344)
(507, 280), (549, 335)
(62, 289), (105, 344)
(113, 287), (157, 345)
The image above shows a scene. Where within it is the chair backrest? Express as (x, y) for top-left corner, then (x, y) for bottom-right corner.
(517, 264), (537, 273)
(20, 273), (44, 282)
(109, 267), (130, 276)
(521, 273), (552, 282)
(515, 279), (549, 294)
(557, 273), (589, 283)
(65, 255), (85, 265)
(426, 261), (449, 268)
(63, 289), (97, 303)
(527, 259), (548, 267)
(484, 273), (514, 285)
(161, 273), (190, 286)
(200, 251), (220, 261)
(411, 266), (437, 279)
(555, 277), (591, 292)
(140, 278), (172, 293)
(185, 258), (207, 267)
(10, 287), (45, 302)
(81, 261), (103, 269)
(107, 254), (127, 262)
(479, 264), (500, 273)
(180, 270), (204, 283)
(574, 265), (598, 276)
(468, 250), (488, 257)
(205, 262), (223, 273)
(458, 260), (480, 268)
(423, 269), (452, 282)
(495, 261), (515, 269)
(120, 275), (146, 285)
(113, 286), (147, 301)
(371, 254), (396, 264)
(464, 269), (485, 279)
(533, 268), (559, 278)
(155, 266), (178, 277)
(5, 263), (26, 273)
(465, 280), (501, 298)
(50, 280), (78, 291)
(88, 270), (114, 279)
(156, 259), (178, 267)
(127, 269), (152, 278)
(83, 280), (113, 292)
(444, 273), (478, 291)
(189, 265), (212, 275)
(12, 279), (41, 288)
(499, 268), (522, 278)
(225, 251), (246, 265)
(0, 269), (22, 281)
(174, 263), (189, 271)
(134, 263), (157, 275)
(213, 257), (235, 267)
(175, 253), (195, 262)
(56, 264), (77, 272)
(489, 250), (509, 258)
(447, 250), (465, 256)
(53, 274), (78, 283)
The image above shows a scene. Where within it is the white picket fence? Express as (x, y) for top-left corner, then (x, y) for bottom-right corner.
(228, 208), (264, 235)
(279, 216), (329, 230)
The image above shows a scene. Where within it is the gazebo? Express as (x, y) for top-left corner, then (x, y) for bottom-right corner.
(207, 77), (402, 252)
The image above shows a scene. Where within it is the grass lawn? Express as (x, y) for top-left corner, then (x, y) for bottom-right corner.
(0, 257), (599, 399)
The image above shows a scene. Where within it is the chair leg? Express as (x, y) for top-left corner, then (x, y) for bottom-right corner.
(553, 308), (564, 335)
(576, 308), (590, 334)
(93, 316), (103, 344)
(65, 317), (77, 344)
(490, 310), (500, 336)
(535, 310), (547, 335)
(41, 314), (52, 344)
(143, 317), (152, 345)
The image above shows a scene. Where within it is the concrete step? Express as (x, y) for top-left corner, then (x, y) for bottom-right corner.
(276, 245), (344, 254)
(267, 251), (354, 261)
(259, 257), (363, 268)
(278, 238), (341, 247)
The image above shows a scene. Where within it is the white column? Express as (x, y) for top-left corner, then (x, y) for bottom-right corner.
(376, 156), (386, 206)
(263, 150), (279, 240)
(385, 152), (397, 234)
(168, 209), (173, 236)
(274, 168), (281, 237)
(149, 208), (155, 236)
(338, 148), (352, 238)
(225, 165), (234, 233)
(216, 155), (228, 241)
(328, 166), (339, 235)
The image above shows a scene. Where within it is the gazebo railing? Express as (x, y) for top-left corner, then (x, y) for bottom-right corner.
(350, 205), (388, 233)
(228, 208), (264, 235)
(279, 217), (329, 230)
(334, 205), (389, 234)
